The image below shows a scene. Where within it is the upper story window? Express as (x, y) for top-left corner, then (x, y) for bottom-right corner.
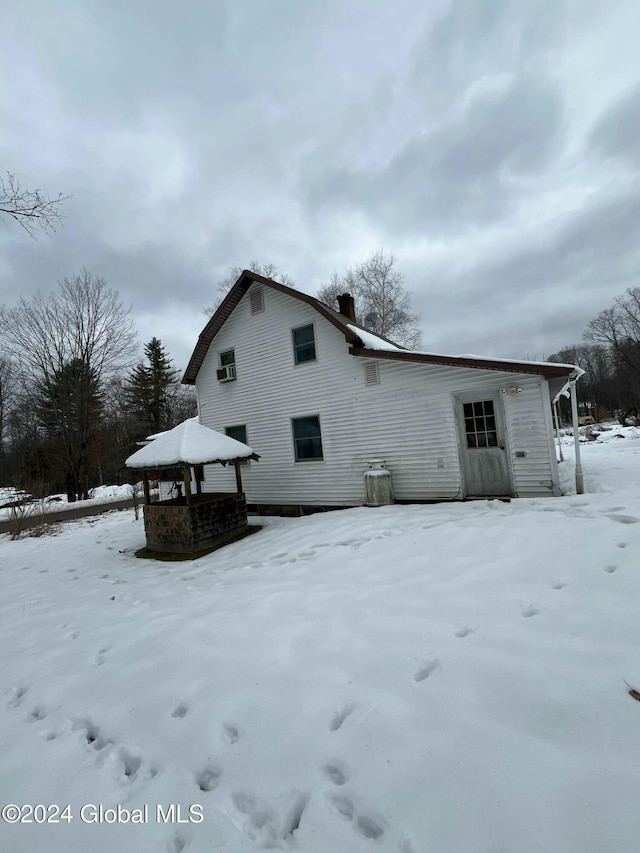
(217, 349), (236, 382)
(292, 324), (316, 365)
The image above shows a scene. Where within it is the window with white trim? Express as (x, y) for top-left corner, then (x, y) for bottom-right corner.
(292, 324), (316, 365)
(217, 349), (236, 382)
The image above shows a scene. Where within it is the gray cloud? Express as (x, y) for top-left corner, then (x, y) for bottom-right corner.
(306, 74), (564, 234)
(1, 0), (639, 371)
(411, 185), (640, 359)
(589, 83), (640, 167)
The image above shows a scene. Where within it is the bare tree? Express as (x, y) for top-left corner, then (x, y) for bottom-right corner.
(0, 270), (137, 500)
(1, 172), (69, 236)
(586, 288), (640, 369)
(0, 355), (16, 449)
(317, 250), (422, 349)
(205, 261), (295, 315)
(585, 287), (640, 420)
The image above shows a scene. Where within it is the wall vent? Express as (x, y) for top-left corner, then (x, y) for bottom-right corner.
(364, 362), (380, 386)
(250, 287), (264, 314)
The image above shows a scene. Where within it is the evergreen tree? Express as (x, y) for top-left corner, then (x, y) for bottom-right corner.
(36, 358), (103, 501)
(125, 338), (179, 437)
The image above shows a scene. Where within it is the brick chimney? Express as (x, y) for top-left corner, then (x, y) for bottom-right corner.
(336, 293), (356, 322)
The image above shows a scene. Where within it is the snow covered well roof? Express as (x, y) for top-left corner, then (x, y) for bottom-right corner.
(144, 416), (199, 443)
(125, 419), (259, 469)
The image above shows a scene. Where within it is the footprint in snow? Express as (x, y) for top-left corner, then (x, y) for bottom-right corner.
(551, 581), (566, 590)
(222, 722), (239, 744)
(329, 703), (356, 732)
(117, 747), (143, 781)
(521, 606), (540, 618)
(606, 514), (640, 525)
(617, 542), (629, 549)
(28, 705), (46, 722)
(322, 762), (349, 786)
(196, 766), (221, 792)
(231, 793), (279, 847)
(414, 659), (439, 682)
(73, 718), (112, 751)
(8, 686), (28, 708)
(166, 831), (187, 853)
(329, 793), (385, 841)
(93, 646), (110, 667)
(454, 626), (476, 638)
(171, 704), (188, 719)
(604, 564), (618, 574)
(330, 793), (355, 820)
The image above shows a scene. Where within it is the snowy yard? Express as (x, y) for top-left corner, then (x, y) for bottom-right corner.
(1, 429), (640, 853)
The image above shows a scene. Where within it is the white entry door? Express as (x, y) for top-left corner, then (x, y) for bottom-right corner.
(455, 393), (513, 497)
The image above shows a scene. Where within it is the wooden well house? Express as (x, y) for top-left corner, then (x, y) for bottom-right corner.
(126, 420), (259, 555)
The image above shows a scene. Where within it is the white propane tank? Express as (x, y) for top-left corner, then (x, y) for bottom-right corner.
(364, 459), (394, 507)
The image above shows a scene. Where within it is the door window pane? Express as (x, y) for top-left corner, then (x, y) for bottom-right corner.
(464, 399), (498, 449)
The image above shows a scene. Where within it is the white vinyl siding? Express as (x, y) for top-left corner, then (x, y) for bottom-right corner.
(196, 285), (560, 505)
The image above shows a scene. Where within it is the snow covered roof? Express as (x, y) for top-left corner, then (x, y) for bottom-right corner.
(145, 416), (199, 442)
(346, 324), (402, 352)
(349, 344), (583, 380)
(126, 419), (259, 469)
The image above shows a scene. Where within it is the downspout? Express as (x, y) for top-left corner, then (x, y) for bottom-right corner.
(569, 377), (584, 494)
(553, 400), (564, 463)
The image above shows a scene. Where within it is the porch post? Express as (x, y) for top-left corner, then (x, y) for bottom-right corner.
(234, 459), (243, 494)
(182, 466), (192, 506)
(570, 378), (583, 494)
(553, 400), (564, 463)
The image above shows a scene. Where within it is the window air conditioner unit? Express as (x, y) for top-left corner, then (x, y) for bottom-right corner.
(217, 365), (236, 382)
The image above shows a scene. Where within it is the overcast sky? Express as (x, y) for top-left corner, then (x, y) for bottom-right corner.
(2, 0), (640, 371)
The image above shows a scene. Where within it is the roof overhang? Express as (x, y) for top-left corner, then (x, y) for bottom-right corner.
(349, 347), (583, 380)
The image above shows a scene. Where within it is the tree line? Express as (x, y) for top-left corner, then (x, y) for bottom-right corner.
(548, 287), (640, 424)
(0, 271), (196, 501)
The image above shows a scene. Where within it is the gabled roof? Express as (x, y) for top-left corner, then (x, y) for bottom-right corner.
(125, 419), (259, 468)
(182, 270), (582, 384)
(182, 270), (403, 384)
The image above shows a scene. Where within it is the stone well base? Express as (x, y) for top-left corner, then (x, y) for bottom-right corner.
(142, 492), (247, 554)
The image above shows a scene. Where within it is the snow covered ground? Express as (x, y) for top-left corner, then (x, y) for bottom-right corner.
(1, 429), (640, 853)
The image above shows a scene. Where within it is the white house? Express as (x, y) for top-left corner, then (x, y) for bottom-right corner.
(182, 271), (582, 512)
